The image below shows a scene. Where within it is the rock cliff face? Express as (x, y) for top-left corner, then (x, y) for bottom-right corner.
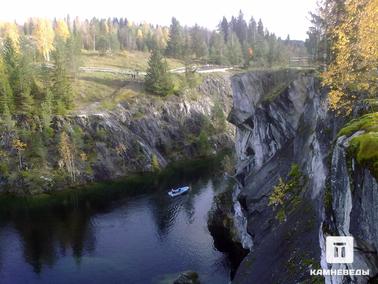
(223, 69), (378, 283)
(60, 74), (234, 180)
(0, 75), (234, 193)
(324, 133), (378, 283)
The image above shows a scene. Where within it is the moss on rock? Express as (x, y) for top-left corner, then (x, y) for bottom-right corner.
(337, 112), (378, 137)
(338, 112), (378, 179)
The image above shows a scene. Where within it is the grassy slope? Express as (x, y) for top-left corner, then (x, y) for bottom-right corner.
(80, 50), (184, 70)
(74, 72), (145, 110)
(74, 50), (184, 111)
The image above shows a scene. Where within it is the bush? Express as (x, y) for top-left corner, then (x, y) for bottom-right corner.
(0, 161), (9, 177)
(198, 130), (211, 156)
(269, 163), (305, 223)
(151, 154), (160, 172)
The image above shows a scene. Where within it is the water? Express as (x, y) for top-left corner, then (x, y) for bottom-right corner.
(0, 176), (232, 284)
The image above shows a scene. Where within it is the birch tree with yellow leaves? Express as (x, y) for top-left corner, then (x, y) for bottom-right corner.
(33, 19), (55, 61)
(2, 23), (20, 52)
(321, 0), (378, 113)
(55, 19), (70, 41)
(58, 131), (76, 182)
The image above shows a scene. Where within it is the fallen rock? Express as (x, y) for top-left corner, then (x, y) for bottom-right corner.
(173, 271), (200, 284)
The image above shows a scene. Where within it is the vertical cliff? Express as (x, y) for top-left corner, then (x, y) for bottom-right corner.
(323, 125), (378, 283)
(224, 69), (378, 283)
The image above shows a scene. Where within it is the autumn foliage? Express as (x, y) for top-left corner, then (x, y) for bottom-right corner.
(321, 0), (378, 113)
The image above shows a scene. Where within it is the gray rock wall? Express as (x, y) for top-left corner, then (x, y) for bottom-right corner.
(226, 69), (378, 283)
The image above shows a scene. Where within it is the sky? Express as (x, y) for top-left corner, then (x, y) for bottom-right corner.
(0, 0), (317, 40)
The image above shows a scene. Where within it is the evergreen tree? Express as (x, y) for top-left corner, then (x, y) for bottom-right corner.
(40, 89), (53, 129)
(96, 35), (109, 55)
(145, 48), (174, 96)
(267, 34), (279, 66)
(165, 17), (183, 58)
(248, 17), (257, 45)
(0, 104), (15, 129)
(235, 10), (248, 45)
(190, 24), (208, 59)
(227, 32), (243, 65)
(51, 43), (74, 114)
(219, 17), (229, 42)
(257, 19), (264, 37)
(2, 37), (34, 116)
(0, 56), (13, 114)
(209, 32), (228, 65)
(65, 34), (82, 79)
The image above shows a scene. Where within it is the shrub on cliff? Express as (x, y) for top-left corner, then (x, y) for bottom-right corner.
(269, 164), (305, 223)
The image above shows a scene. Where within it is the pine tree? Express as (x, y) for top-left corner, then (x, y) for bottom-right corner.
(145, 48), (174, 96)
(235, 10), (248, 45)
(227, 32), (243, 65)
(0, 56), (13, 114)
(248, 17), (257, 45)
(51, 44), (74, 114)
(220, 17), (229, 42)
(209, 32), (228, 65)
(267, 34), (279, 67)
(165, 17), (183, 58)
(190, 24), (209, 60)
(65, 34), (82, 78)
(40, 89), (53, 129)
(2, 37), (34, 116)
(257, 19), (264, 37)
(0, 104), (15, 129)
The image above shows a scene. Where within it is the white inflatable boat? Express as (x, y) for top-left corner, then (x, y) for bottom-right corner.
(168, 186), (190, 197)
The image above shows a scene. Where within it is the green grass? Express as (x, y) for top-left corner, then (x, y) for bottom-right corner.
(73, 71), (146, 111)
(339, 112), (378, 179)
(73, 69), (207, 112)
(75, 50), (184, 111)
(81, 50), (184, 71)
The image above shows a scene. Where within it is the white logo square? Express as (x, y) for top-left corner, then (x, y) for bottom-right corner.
(326, 236), (354, 264)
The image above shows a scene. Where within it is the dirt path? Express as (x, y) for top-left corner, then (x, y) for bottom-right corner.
(79, 65), (233, 76)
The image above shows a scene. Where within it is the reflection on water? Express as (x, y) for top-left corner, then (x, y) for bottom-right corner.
(0, 174), (232, 284)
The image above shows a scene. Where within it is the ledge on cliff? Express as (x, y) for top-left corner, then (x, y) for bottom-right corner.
(228, 68), (315, 127)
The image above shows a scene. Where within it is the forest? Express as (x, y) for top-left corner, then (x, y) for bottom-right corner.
(0, 11), (308, 117)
